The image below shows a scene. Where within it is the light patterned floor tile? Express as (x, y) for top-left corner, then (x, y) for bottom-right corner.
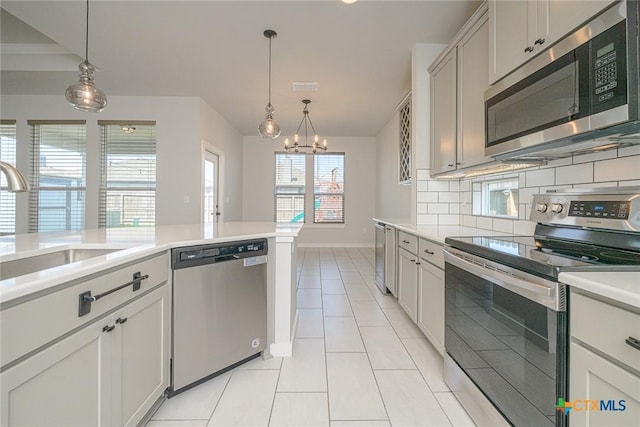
(322, 294), (353, 317)
(237, 356), (283, 370)
(321, 279), (346, 295)
(207, 370), (278, 426)
(151, 372), (231, 420)
(324, 317), (365, 352)
(375, 370), (451, 427)
(269, 393), (330, 427)
(296, 309), (325, 338)
(330, 422), (390, 427)
(382, 308), (424, 338)
(277, 339), (327, 392)
(298, 289), (323, 309)
(326, 353), (387, 421)
(402, 337), (449, 392)
(350, 301), (389, 326)
(299, 275), (322, 289)
(340, 270), (364, 283)
(359, 327), (415, 369)
(147, 421), (208, 427)
(434, 392), (476, 426)
(344, 284), (374, 302)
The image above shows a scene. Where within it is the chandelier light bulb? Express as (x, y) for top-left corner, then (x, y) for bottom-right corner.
(283, 99), (328, 153)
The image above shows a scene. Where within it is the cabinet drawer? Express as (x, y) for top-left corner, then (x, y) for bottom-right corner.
(1, 252), (169, 369)
(418, 238), (444, 269)
(571, 292), (640, 372)
(398, 231), (418, 254)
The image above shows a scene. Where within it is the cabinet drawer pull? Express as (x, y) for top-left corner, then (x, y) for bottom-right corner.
(415, 262), (421, 265)
(103, 325), (115, 333)
(625, 336), (640, 351)
(410, 259), (416, 263)
(534, 38), (545, 46)
(423, 249), (435, 255)
(524, 46), (534, 53)
(447, 163), (454, 167)
(402, 240), (410, 244)
(116, 317), (128, 325)
(78, 272), (149, 317)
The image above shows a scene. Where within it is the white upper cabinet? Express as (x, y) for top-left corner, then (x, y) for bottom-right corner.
(430, 50), (458, 175)
(490, 0), (616, 83)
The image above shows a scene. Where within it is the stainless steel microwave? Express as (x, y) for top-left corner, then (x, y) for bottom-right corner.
(485, 0), (640, 161)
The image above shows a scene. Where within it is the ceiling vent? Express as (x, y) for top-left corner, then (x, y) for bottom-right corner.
(292, 81), (318, 92)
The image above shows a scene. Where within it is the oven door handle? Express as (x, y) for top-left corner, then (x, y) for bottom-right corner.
(444, 249), (562, 310)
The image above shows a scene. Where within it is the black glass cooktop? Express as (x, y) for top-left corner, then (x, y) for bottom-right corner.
(445, 235), (640, 279)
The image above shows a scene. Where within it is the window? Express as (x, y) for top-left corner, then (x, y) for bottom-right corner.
(0, 120), (17, 234)
(99, 121), (156, 228)
(314, 153), (344, 223)
(28, 121), (86, 232)
(274, 153), (305, 223)
(399, 97), (411, 184)
(473, 177), (519, 218)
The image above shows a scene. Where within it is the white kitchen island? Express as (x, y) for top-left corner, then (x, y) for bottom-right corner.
(0, 222), (302, 427)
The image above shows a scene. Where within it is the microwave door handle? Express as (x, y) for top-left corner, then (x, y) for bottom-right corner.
(444, 250), (554, 299)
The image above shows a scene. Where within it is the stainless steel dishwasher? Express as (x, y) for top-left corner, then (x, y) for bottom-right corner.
(169, 239), (268, 395)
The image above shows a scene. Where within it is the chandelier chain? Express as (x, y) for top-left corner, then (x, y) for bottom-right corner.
(85, 0), (89, 61)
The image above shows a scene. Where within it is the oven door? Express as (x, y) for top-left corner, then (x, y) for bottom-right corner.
(444, 247), (567, 427)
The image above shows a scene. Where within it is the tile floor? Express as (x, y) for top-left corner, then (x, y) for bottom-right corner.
(147, 247), (476, 427)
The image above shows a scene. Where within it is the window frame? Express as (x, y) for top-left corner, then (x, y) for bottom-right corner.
(0, 120), (17, 234)
(313, 152), (345, 224)
(274, 152), (306, 223)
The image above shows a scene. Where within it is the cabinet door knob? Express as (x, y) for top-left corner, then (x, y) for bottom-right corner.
(534, 38), (545, 45)
(524, 46), (534, 53)
(116, 317), (128, 325)
(415, 262), (421, 265)
(625, 336), (640, 351)
(102, 325), (115, 333)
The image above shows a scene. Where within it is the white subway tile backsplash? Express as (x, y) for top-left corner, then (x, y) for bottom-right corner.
(518, 187), (540, 205)
(416, 214), (438, 225)
(618, 145), (640, 157)
(427, 203), (449, 214)
(472, 182), (481, 191)
(492, 218), (513, 234)
(519, 204), (528, 220)
(459, 180), (471, 192)
(417, 192), (438, 203)
(417, 204), (428, 214)
(595, 156), (640, 182)
(546, 157), (573, 168)
(449, 204), (460, 214)
(460, 204), (472, 215)
(416, 169), (430, 181)
(514, 220), (536, 235)
(525, 169), (555, 187)
(519, 173), (526, 188)
(540, 185), (572, 193)
(438, 215), (460, 225)
(427, 180), (450, 192)
(438, 192), (460, 203)
(476, 217), (493, 230)
(462, 215), (477, 227)
(577, 182), (617, 188)
(449, 181), (460, 191)
(556, 163), (593, 185)
(417, 181), (429, 191)
(572, 150), (617, 164)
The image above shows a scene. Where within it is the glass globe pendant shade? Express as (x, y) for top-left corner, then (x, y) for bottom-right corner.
(65, 60), (107, 113)
(258, 104), (281, 139)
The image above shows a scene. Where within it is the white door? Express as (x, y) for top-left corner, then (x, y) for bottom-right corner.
(204, 151), (220, 223)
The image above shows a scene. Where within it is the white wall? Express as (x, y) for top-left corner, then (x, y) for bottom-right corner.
(198, 99), (243, 221)
(375, 111), (411, 219)
(242, 136), (376, 246)
(1, 94), (243, 232)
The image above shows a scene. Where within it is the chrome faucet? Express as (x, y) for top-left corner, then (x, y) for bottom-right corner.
(0, 161), (30, 192)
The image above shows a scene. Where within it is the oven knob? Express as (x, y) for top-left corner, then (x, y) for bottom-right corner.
(535, 203), (548, 213)
(551, 203), (564, 214)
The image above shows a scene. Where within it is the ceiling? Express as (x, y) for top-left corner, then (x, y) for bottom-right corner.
(0, 0), (481, 137)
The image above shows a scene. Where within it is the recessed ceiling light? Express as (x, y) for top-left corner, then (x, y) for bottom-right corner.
(292, 81), (318, 92)
(341, 0), (358, 4)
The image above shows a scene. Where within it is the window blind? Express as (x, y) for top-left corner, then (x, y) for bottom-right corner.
(314, 153), (345, 223)
(274, 153), (305, 223)
(28, 121), (86, 232)
(0, 121), (17, 234)
(99, 123), (156, 228)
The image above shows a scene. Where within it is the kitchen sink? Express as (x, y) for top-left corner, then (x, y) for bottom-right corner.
(0, 248), (120, 281)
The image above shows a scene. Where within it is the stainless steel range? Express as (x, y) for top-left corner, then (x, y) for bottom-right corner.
(443, 187), (640, 426)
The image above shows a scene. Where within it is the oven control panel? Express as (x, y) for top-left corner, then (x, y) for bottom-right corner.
(530, 189), (640, 232)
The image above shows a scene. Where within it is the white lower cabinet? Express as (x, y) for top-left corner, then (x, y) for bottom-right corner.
(0, 284), (169, 427)
(398, 247), (418, 322)
(417, 261), (444, 355)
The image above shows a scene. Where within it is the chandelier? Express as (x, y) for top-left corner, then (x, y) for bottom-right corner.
(284, 100), (328, 153)
(65, 0), (107, 112)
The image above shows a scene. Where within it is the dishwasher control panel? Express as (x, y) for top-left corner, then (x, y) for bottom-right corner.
(172, 239), (268, 269)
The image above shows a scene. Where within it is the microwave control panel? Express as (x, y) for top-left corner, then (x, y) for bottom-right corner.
(594, 42), (617, 102)
(591, 19), (627, 112)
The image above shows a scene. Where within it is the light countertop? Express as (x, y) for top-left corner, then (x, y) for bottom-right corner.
(373, 218), (512, 244)
(0, 222), (303, 305)
(560, 271), (640, 309)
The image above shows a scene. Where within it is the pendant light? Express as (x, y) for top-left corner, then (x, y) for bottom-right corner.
(258, 29), (281, 139)
(65, 0), (107, 113)
(284, 100), (328, 153)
